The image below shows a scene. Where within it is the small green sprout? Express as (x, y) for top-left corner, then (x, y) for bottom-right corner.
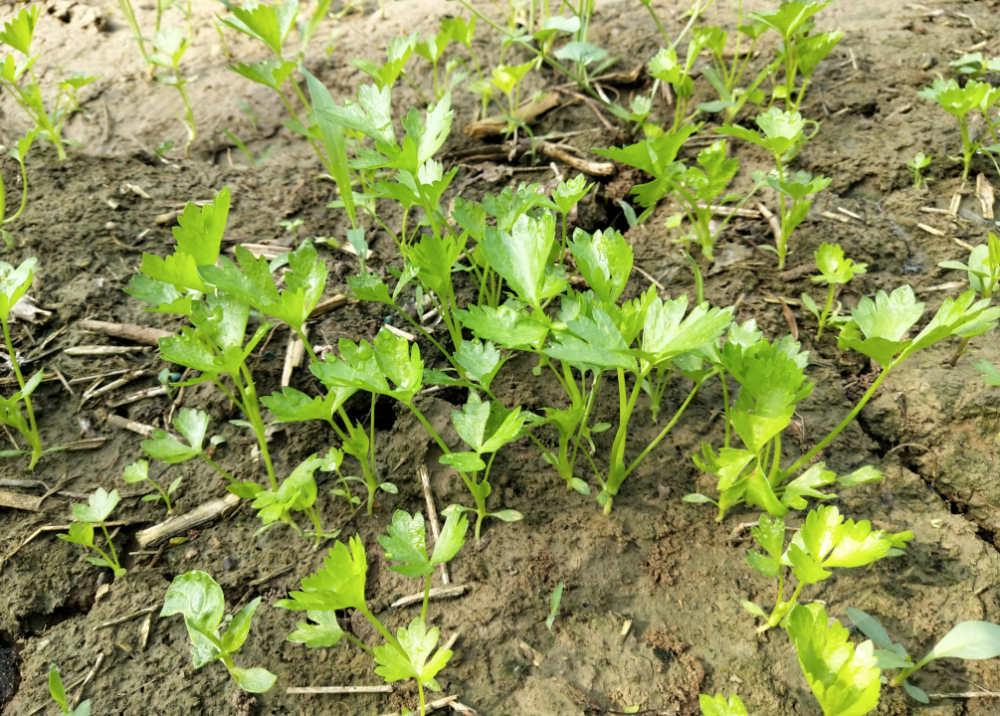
(279, 218), (304, 246)
(742, 506), (912, 632)
(907, 152), (932, 188)
(546, 582), (564, 630)
(801, 242), (867, 339)
(1, 128), (40, 245)
(161, 570), (276, 693)
(58, 487), (127, 578)
(251, 450), (343, 548)
(787, 604), (881, 716)
(149, 26), (197, 157)
(278, 537), (455, 716)
(379, 509), (468, 619)
(949, 52), (1000, 79)
(698, 693), (748, 716)
(939, 232), (1000, 364)
(0, 257), (45, 469)
(48, 664), (90, 716)
(122, 459), (180, 514)
(917, 79), (1000, 181)
(847, 607), (1000, 704)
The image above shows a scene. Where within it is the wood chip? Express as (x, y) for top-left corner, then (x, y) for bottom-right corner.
(419, 465), (449, 585)
(820, 210), (852, 224)
(917, 223), (945, 236)
(309, 294), (347, 318)
(518, 641), (544, 667)
(94, 606), (157, 630)
(78, 319), (172, 347)
(390, 585), (468, 608)
(107, 414), (156, 437)
(281, 328), (306, 387)
(464, 94), (560, 139)
(64, 345), (149, 356)
(837, 207), (864, 221)
(384, 324), (416, 342)
(138, 613), (152, 652)
(949, 192), (962, 216)
(136, 493), (241, 547)
(977, 173), (995, 220)
(107, 385), (168, 408)
(0, 489), (44, 511)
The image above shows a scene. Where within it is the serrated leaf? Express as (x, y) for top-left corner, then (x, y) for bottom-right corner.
(378, 510), (433, 578)
(287, 610), (345, 648)
(456, 303), (550, 349)
(482, 213), (564, 309)
(219, 0), (299, 56)
(122, 459), (150, 483)
(813, 242), (867, 286)
(277, 537), (368, 611)
(374, 617), (452, 688)
(72, 487), (120, 524)
(751, 513), (786, 559)
(57, 521), (94, 547)
(570, 227), (632, 303)
(699, 693), (750, 716)
(781, 462), (838, 510)
(142, 429), (200, 464)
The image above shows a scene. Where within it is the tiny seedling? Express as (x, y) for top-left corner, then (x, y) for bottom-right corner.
(950, 52), (1000, 79)
(58, 487), (127, 577)
(278, 537), (454, 716)
(939, 233), (1000, 364)
(251, 450), (343, 548)
(48, 664), (90, 716)
(0, 6), (97, 160)
(907, 152), (932, 188)
(140, 407), (251, 496)
(122, 459), (180, 513)
(917, 79), (1000, 182)
(0, 257), (44, 468)
(0, 128), (40, 246)
(801, 242), (867, 339)
(742, 506), (912, 632)
(717, 108), (826, 269)
(379, 509), (468, 619)
(847, 607), (1000, 703)
(787, 604), (882, 716)
(698, 693), (748, 716)
(149, 26), (197, 156)
(546, 582), (564, 630)
(161, 570), (277, 692)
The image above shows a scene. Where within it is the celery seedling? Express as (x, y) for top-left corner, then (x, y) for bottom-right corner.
(122, 459), (180, 514)
(0, 257), (43, 468)
(58, 488), (127, 577)
(787, 604), (882, 716)
(546, 582), (564, 630)
(0, 128), (39, 246)
(380, 509), (468, 619)
(950, 52), (1000, 79)
(939, 233), (1000, 364)
(278, 537), (454, 716)
(251, 450), (342, 548)
(698, 694), (748, 716)
(149, 26), (197, 156)
(907, 152), (932, 188)
(161, 570), (277, 692)
(0, 7), (96, 160)
(742, 507), (912, 632)
(917, 79), (1000, 182)
(717, 108), (826, 269)
(847, 607), (1000, 704)
(48, 664), (89, 716)
(801, 242), (867, 339)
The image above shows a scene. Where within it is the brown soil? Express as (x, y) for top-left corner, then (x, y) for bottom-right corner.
(1, 0), (1000, 714)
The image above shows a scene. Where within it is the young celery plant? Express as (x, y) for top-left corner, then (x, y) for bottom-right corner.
(0, 7), (96, 160)
(415, 27), (452, 101)
(125, 188), (279, 492)
(847, 607), (1000, 704)
(907, 152), (932, 188)
(122, 459), (180, 514)
(440, 392), (530, 539)
(698, 694), (748, 716)
(939, 232), (1000, 365)
(0, 128), (39, 247)
(716, 108), (827, 269)
(149, 27), (197, 156)
(917, 79), (1000, 182)
(278, 537), (455, 716)
(161, 570), (277, 693)
(140, 407), (251, 496)
(0, 257), (44, 468)
(442, 16), (482, 80)
(786, 604), (882, 716)
(747, 0), (841, 112)
(117, 0), (153, 73)
(801, 242), (867, 339)
(48, 664), (90, 716)
(379, 509), (468, 620)
(57, 488), (127, 577)
(251, 450), (342, 548)
(742, 506), (912, 632)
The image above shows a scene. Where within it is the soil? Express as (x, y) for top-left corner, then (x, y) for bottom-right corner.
(1, 0), (1000, 714)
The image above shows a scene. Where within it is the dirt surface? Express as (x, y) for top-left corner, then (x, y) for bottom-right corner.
(2, 0), (1000, 714)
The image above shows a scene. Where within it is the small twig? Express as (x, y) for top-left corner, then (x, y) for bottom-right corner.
(71, 651), (104, 709)
(94, 606), (157, 631)
(390, 585), (468, 609)
(287, 685), (393, 695)
(418, 465), (449, 585)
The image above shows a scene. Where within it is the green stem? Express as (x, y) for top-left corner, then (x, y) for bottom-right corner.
(2, 316), (41, 469)
(619, 382), (699, 483)
(1, 154), (30, 227)
(779, 365), (894, 480)
(357, 604), (407, 659)
(99, 522), (121, 571)
(817, 283), (835, 339)
(236, 364), (278, 490)
(200, 453), (237, 484)
(418, 678), (426, 716)
(721, 372), (731, 449)
(368, 393), (377, 514)
(421, 573), (431, 621)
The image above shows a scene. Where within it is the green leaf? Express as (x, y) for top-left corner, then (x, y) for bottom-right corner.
(440, 451), (487, 472)
(844, 608), (897, 652)
(976, 359), (1000, 387)
(837, 286), (922, 367)
(902, 680), (929, 703)
(262, 384), (355, 422)
(812, 243), (867, 286)
(142, 428), (200, 464)
(781, 462), (838, 510)
(838, 466), (883, 488)
(222, 597), (262, 653)
(378, 510), (433, 578)
(570, 228), (632, 303)
(545, 306), (633, 371)
(161, 570), (226, 634)
(229, 59), (296, 90)
(699, 693), (749, 716)
(910, 289), (1000, 352)
(747, 550), (781, 578)
(219, 0), (299, 56)
(409, 232), (467, 295)
(641, 295), (733, 365)
(786, 603), (881, 716)
(552, 174), (591, 216)
(374, 617), (453, 688)
(919, 621), (1000, 667)
(48, 664), (68, 712)
(287, 610), (345, 648)
(748, 107), (804, 157)
(277, 536), (368, 611)
(490, 509), (523, 522)
(122, 460), (150, 483)
(553, 41), (607, 66)
(482, 213), (565, 309)
(456, 303), (551, 349)
(252, 454), (321, 525)
(454, 340), (503, 389)
(57, 521), (94, 547)
(229, 666), (277, 693)
(175, 408), (210, 451)
(0, 6), (39, 55)
(752, 514), (786, 559)
(592, 125), (699, 184)
(740, 600), (767, 618)
(72, 487), (120, 524)
(0, 258), (35, 322)
(431, 510), (468, 565)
